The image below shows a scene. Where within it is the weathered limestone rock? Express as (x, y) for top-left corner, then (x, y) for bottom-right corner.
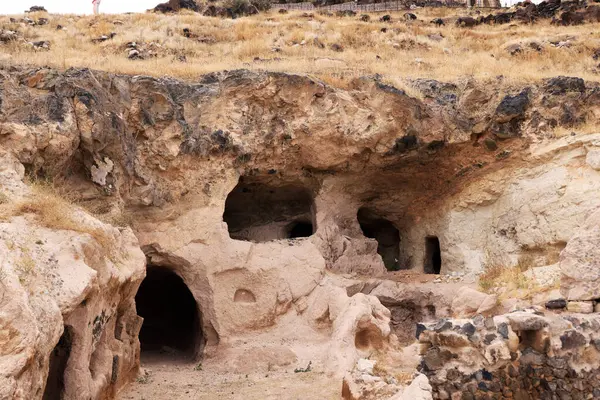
(326, 293), (391, 378)
(388, 374), (433, 400)
(451, 288), (497, 317)
(505, 312), (549, 331)
(566, 301), (594, 313)
(560, 209), (600, 300)
(0, 154), (145, 400)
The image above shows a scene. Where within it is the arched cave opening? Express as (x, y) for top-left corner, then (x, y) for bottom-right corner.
(43, 326), (73, 400)
(135, 266), (201, 360)
(357, 207), (401, 271)
(424, 236), (442, 274)
(223, 178), (315, 242)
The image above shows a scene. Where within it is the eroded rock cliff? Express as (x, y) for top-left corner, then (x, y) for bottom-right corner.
(1, 66), (600, 399)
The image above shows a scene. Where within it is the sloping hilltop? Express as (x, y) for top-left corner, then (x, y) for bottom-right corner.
(1, 3), (600, 400)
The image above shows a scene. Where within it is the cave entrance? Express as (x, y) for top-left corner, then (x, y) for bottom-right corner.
(135, 266), (201, 361)
(223, 178), (315, 242)
(357, 208), (400, 271)
(424, 236), (441, 274)
(43, 326), (73, 400)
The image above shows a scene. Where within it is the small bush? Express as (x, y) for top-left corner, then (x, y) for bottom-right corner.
(250, 0), (271, 12)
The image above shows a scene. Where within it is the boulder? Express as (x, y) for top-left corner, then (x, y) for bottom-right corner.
(560, 330), (587, 350)
(505, 312), (549, 331)
(451, 287), (496, 317)
(545, 76), (586, 95)
(495, 89), (530, 124)
(566, 301), (594, 313)
(545, 298), (567, 309)
(153, 0), (199, 13)
(388, 373), (433, 400)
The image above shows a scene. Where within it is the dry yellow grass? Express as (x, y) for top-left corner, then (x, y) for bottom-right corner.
(479, 263), (530, 293)
(12, 182), (116, 254)
(476, 253), (559, 301)
(1, 9), (599, 85)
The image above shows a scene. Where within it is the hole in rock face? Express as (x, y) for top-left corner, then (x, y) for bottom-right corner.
(424, 236), (441, 274)
(357, 207), (401, 271)
(223, 178), (315, 242)
(135, 266), (201, 360)
(287, 220), (314, 239)
(43, 326), (73, 400)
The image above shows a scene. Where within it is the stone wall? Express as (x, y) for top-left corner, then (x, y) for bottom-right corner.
(417, 310), (600, 399)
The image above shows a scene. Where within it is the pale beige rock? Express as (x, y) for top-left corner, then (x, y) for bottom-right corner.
(567, 301), (594, 314)
(476, 295), (499, 316)
(561, 209), (600, 300)
(388, 374), (433, 400)
(0, 157), (145, 400)
(586, 148), (600, 170)
(326, 294), (391, 378)
(506, 312), (549, 331)
(451, 287), (495, 317)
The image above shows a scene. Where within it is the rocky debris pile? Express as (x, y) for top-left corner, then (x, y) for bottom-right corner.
(417, 311), (600, 399)
(344, 362), (433, 400)
(29, 40), (50, 50)
(153, 0), (199, 13)
(458, 0), (600, 27)
(502, 35), (580, 56)
(0, 29), (18, 43)
(26, 5), (47, 12)
(432, 273), (464, 283)
(125, 41), (163, 60)
(9, 16), (50, 26)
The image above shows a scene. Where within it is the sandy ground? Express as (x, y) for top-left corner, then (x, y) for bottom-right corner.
(118, 353), (340, 400)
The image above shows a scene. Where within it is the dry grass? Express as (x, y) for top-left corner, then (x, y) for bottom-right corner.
(14, 181), (116, 254)
(478, 253), (537, 294)
(15, 250), (36, 284)
(1, 9), (599, 85)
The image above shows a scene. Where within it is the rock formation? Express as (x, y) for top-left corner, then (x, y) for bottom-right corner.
(1, 65), (600, 398)
(0, 151), (145, 399)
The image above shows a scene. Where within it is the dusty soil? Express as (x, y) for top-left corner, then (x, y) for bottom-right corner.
(118, 353), (340, 400)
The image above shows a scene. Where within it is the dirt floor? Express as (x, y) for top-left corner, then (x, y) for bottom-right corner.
(118, 353), (340, 400)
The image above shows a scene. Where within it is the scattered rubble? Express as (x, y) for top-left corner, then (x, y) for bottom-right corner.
(91, 33), (117, 43)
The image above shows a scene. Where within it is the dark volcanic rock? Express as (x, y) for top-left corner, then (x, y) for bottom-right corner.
(496, 89), (530, 123)
(545, 76), (586, 94)
(545, 298), (567, 309)
(560, 330), (587, 350)
(154, 0), (199, 13)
